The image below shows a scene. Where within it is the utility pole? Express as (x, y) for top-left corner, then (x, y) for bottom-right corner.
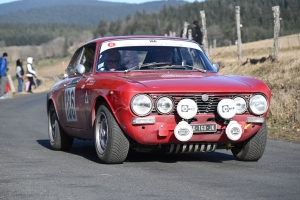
(200, 10), (209, 57)
(182, 22), (189, 38)
(236, 6), (242, 61)
(213, 39), (216, 48)
(188, 29), (192, 40)
(273, 6), (280, 60)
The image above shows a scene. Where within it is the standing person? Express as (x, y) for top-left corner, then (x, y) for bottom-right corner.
(16, 59), (24, 93)
(26, 57), (37, 93)
(192, 20), (203, 47)
(0, 52), (9, 99)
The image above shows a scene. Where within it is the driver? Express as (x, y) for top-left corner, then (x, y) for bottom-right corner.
(102, 49), (121, 71)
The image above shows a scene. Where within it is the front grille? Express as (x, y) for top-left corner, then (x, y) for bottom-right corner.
(150, 93), (250, 114)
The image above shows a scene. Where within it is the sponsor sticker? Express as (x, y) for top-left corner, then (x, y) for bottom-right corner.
(108, 42), (116, 47)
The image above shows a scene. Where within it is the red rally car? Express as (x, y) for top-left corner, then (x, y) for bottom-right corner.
(47, 36), (271, 164)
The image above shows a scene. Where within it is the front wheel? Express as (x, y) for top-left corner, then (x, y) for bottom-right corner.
(48, 103), (73, 151)
(94, 103), (129, 164)
(231, 122), (267, 161)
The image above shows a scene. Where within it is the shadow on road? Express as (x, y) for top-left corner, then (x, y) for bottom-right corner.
(37, 139), (99, 163)
(126, 150), (235, 164)
(37, 139), (235, 164)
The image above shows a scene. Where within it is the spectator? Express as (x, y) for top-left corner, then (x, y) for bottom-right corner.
(26, 57), (37, 93)
(0, 52), (9, 99)
(16, 59), (24, 93)
(192, 20), (203, 46)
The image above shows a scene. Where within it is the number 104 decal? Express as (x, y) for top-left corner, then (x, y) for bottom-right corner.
(65, 87), (77, 122)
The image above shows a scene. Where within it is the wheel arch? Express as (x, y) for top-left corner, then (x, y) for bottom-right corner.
(47, 98), (59, 120)
(91, 95), (119, 128)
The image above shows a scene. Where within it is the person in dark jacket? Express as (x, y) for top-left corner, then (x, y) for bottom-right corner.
(192, 20), (203, 45)
(0, 52), (8, 99)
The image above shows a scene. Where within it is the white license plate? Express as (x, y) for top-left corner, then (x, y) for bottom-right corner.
(191, 124), (217, 133)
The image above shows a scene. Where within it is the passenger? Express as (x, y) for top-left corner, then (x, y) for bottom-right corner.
(152, 48), (172, 63)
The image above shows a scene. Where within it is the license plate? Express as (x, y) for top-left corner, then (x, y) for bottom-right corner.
(191, 124), (217, 133)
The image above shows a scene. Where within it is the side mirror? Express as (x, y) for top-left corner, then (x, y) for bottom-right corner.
(75, 64), (86, 75)
(212, 63), (220, 72)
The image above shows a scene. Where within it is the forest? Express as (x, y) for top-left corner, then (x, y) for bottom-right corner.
(0, 0), (299, 47)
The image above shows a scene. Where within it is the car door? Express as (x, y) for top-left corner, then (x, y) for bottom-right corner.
(61, 47), (86, 129)
(63, 44), (97, 130)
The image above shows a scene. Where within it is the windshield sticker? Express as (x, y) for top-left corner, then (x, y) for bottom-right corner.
(100, 39), (201, 53)
(108, 42), (116, 47)
(97, 62), (104, 70)
(161, 74), (204, 78)
(65, 87), (77, 122)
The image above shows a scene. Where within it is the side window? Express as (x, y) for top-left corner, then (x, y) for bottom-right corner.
(65, 48), (84, 77)
(81, 44), (96, 73)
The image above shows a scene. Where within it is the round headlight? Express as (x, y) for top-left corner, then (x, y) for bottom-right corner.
(233, 97), (247, 114)
(131, 94), (153, 116)
(156, 96), (174, 114)
(249, 94), (268, 115)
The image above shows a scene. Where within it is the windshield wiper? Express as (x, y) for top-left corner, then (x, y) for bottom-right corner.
(185, 65), (206, 73)
(124, 62), (171, 73)
(140, 62), (171, 69)
(124, 63), (206, 73)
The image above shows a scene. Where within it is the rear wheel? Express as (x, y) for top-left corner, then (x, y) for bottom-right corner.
(94, 103), (129, 164)
(231, 122), (267, 161)
(48, 103), (73, 151)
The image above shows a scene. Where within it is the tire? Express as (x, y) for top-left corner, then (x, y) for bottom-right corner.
(231, 122), (267, 161)
(94, 103), (129, 164)
(48, 103), (73, 151)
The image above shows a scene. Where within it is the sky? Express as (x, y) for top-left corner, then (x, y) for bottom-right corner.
(0, 0), (196, 4)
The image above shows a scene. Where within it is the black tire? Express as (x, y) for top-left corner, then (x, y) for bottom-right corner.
(94, 103), (129, 164)
(231, 122), (267, 161)
(48, 103), (73, 151)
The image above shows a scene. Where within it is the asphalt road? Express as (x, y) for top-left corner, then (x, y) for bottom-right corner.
(0, 92), (299, 200)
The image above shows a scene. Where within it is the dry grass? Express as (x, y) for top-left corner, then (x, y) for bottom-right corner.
(210, 34), (300, 142)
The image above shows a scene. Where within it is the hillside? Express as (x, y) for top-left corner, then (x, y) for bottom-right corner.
(1, 0), (299, 47)
(0, 0), (188, 25)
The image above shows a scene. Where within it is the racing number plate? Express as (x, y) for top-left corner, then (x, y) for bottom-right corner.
(191, 124), (217, 133)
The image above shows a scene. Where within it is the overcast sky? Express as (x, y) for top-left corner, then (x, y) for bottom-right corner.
(0, 0), (196, 4)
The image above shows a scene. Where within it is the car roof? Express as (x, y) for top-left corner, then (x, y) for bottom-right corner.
(85, 35), (192, 45)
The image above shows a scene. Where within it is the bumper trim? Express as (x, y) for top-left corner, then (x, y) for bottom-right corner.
(246, 117), (264, 123)
(132, 117), (156, 125)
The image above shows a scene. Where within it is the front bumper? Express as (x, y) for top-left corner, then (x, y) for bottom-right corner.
(120, 113), (265, 145)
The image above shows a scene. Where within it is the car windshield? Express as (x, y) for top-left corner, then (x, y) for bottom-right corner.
(96, 39), (216, 73)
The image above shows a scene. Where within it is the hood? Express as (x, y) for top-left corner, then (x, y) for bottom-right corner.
(122, 72), (265, 93)
(27, 57), (33, 64)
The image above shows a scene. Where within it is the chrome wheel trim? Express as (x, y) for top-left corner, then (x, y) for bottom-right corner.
(96, 111), (108, 155)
